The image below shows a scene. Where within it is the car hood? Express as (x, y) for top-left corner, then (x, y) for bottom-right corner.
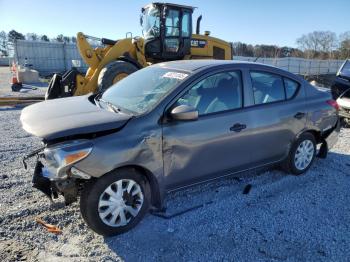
(20, 95), (132, 140)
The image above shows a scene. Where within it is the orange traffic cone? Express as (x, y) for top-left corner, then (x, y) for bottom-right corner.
(11, 62), (22, 92)
(11, 74), (19, 84)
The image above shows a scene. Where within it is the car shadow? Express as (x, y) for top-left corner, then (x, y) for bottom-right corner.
(103, 151), (350, 261)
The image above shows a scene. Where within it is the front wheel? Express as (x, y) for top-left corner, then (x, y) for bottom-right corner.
(80, 169), (150, 236)
(282, 133), (316, 175)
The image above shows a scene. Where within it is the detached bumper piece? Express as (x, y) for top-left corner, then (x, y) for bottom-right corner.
(32, 161), (56, 200)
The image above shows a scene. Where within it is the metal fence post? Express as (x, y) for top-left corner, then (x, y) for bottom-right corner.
(14, 40), (18, 63)
(63, 42), (67, 71)
(318, 60), (321, 75)
(309, 60), (312, 76)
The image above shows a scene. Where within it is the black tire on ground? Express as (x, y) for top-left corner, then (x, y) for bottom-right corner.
(282, 132), (317, 175)
(80, 168), (150, 236)
(11, 83), (22, 92)
(97, 61), (138, 93)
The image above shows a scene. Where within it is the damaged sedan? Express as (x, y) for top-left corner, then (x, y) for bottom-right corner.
(21, 60), (340, 236)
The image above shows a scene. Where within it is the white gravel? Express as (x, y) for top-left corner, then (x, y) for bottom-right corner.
(1, 66), (350, 261)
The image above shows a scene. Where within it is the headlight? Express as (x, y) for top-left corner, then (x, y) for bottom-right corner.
(42, 140), (93, 180)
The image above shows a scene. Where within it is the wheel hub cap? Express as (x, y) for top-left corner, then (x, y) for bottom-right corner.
(98, 179), (144, 227)
(294, 140), (314, 171)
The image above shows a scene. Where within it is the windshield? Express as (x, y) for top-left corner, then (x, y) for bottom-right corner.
(101, 67), (189, 114)
(141, 5), (160, 39)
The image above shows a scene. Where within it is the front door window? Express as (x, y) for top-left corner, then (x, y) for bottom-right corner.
(177, 71), (243, 115)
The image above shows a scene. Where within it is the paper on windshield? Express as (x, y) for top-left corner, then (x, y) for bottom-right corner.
(162, 72), (188, 80)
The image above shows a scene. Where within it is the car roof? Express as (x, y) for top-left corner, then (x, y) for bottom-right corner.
(153, 59), (280, 73)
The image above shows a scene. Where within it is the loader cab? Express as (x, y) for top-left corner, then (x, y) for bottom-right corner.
(141, 2), (193, 61)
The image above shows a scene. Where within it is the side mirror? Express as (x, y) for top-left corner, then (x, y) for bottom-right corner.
(170, 105), (198, 121)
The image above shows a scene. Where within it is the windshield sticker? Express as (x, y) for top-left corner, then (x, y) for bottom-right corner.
(162, 72), (188, 80)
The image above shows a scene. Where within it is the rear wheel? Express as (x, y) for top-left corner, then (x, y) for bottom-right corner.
(282, 132), (316, 175)
(80, 169), (150, 236)
(97, 61), (138, 93)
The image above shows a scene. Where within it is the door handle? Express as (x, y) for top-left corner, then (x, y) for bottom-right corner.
(294, 112), (305, 119)
(230, 123), (246, 132)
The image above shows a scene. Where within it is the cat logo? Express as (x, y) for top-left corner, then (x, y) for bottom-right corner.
(191, 39), (207, 48)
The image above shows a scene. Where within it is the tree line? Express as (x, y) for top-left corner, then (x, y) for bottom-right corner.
(0, 30), (79, 57)
(1, 29), (349, 60)
(234, 31), (349, 60)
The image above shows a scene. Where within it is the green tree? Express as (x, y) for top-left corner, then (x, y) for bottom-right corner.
(41, 35), (50, 42)
(0, 31), (8, 57)
(7, 30), (25, 43)
(339, 32), (350, 59)
(56, 34), (64, 42)
(63, 36), (70, 43)
(26, 33), (38, 41)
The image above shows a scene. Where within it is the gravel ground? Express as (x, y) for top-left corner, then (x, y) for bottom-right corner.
(1, 67), (350, 261)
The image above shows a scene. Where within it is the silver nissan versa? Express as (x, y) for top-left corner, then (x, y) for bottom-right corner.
(21, 60), (340, 236)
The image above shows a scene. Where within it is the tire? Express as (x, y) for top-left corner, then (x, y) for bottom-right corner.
(11, 83), (22, 92)
(282, 132), (316, 175)
(97, 61), (138, 93)
(80, 168), (150, 236)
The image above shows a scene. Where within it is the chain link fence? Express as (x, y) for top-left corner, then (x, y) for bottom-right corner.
(13, 40), (89, 75)
(233, 56), (344, 75)
(10, 40), (346, 76)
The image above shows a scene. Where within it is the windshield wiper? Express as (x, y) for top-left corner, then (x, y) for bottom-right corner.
(96, 98), (121, 113)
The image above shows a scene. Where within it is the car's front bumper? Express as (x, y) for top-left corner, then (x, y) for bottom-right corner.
(24, 149), (86, 205)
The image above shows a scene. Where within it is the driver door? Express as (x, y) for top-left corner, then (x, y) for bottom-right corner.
(162, 70), (252, 190)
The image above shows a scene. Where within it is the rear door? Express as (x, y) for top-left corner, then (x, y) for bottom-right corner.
(244, 69), (307, 166)
(162, 69), (253, 189)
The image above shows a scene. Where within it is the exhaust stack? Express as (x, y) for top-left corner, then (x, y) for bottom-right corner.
(196, 15), (202, 34)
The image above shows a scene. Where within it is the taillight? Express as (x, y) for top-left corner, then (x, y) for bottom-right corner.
(327, 99), (339, 110)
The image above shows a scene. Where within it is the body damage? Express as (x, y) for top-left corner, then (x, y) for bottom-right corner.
(21, 61), (340, 212)
(74, 120), (165, 207)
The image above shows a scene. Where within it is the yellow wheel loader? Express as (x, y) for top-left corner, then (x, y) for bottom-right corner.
(46, 2), (233, 99)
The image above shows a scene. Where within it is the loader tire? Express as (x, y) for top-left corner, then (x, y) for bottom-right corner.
(97, 61), (138, 93)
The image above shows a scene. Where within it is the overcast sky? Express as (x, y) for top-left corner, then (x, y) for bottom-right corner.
(0, 0), (349, 47)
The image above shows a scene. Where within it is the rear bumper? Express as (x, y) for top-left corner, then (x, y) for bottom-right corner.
(324, 119), (341, 150)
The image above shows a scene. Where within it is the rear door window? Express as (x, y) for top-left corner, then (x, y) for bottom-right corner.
(250, 71), (285, 104)
(284, 78), (299, 99)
